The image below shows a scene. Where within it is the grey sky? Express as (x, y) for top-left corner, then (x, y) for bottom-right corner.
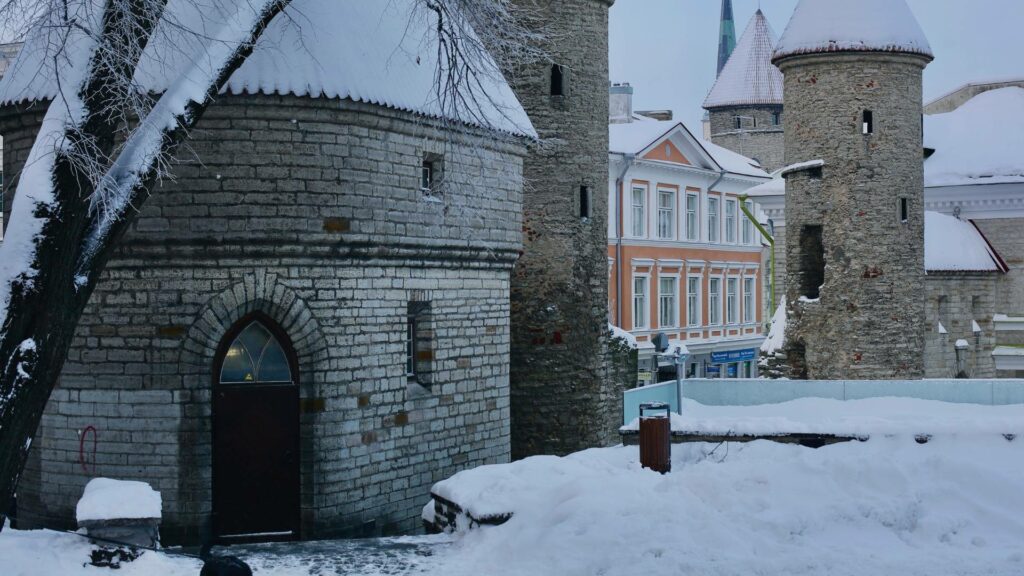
(610, 0), (1024, 132)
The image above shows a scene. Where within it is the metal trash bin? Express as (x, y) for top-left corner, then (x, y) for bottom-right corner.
(639, 402), (671, 474)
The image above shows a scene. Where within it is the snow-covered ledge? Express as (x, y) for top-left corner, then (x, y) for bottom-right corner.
(994, 314), (1024, 332)
(76, 478), (162, 548)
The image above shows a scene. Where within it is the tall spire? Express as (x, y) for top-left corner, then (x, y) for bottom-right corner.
(717, 0), (737, 76)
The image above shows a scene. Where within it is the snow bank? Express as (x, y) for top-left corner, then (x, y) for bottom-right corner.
(432, 438), (1024, 576)
(0, 528), (198, 576)
(774, 0), (932, 62)
(76, 478), (162, 523)
(621, 397), (1024, 437)
(924, 212), (1003, 272)
(760, 300), (786, 354)
(925, 87), (1024, 187)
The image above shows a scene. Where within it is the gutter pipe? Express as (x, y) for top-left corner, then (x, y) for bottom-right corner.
(614, 154), (636, 326)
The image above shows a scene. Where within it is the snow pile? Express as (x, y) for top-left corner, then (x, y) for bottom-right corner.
(774, 0), (932, 62)
(0, 527), (199, 576)
(925, 87), (1024, 187)
(76, 478), (162, 523)
(608, 323), (638, 349)
(621, 397), (1024, 437)
(760, 300), (786, 354)
(704, 9), (783, 108)
(432, 438), (1024, 576)
(924, 212), (1003, 272)
(0, 0), (534, 137)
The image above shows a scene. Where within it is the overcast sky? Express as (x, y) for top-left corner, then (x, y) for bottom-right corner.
(610, 0), (1024, 131)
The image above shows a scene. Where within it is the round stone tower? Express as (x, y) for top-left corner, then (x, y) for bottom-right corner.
(772, 0), (933, 379)
(506, 0), (628, 458)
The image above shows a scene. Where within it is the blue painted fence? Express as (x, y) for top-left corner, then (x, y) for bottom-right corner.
(623, 378), (1024, 426)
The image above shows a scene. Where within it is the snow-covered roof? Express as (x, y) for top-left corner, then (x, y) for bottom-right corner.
(924, 87), (1024, 187)
(704, 10), (783, 109)
(780, 159), (824, 177)
(0, 0), (534, 137)
(609, 120), (769, 179)
(773, 0), (933, 63)
(742, 176), (784, 198)
(924, 212), (1007, 273)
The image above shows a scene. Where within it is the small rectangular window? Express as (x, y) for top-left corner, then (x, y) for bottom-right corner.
(631, 186), (646, 237)
(687, 276), (701, 327)
(407, 301), (433, 385)
(659, 276), (678, 328)
(709, 278), (722, 325)
(863, 110), (874, 135)
(579, 186), (591, 219)
(707, 196), (720, 243)
(735, 116), (742, 130)
(725, 199), (737, 243)
(743, 277), (755, 323)
(685, 193), (699, 241)
(900, 198), (909, 223)
(633, 276), (648, 329)
(550, 65), (564, 96)
(657, 189), (675, 239)
(726, 277), (738, 324)
(421, 161), (433, 192)
(772, 111), (781, 126)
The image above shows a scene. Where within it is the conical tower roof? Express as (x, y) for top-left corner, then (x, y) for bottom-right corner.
(773, 0), (932, 63)
(704, 10), (783, 109)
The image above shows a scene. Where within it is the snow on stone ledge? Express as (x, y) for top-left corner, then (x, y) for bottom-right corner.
(773, 0), (933, 63)
(609, 323), (638, 349)
(780, 159), (824, 177)
(76, 478), (162, 523)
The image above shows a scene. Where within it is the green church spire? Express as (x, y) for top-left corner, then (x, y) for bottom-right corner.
(717, 0), (737, 76)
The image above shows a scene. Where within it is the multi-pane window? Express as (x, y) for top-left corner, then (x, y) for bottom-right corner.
(743, 277), (755, 323)
(406, 301), (432, 385)
(707, 197), (720, 243)
(725, 199), (737, 243)
(709, 278), (722, 325)
(742, 200), (754, 244)
(633, 276), (648, 329)
(406, 313), (418, 377)
(659, 276), (678, 328)
(685, 193), (699, 241)
(631, 187), (646, 237)
(726, 278), (739, 324)
(657, 189), (675, 239)
(687, 276), (701, 327)
(421, 160), (434, 192)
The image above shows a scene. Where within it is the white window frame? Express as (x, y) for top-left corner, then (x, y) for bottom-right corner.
(632, 274), (649, 330)
(707, 196), (720, 243)
(658, 275), (679, 329)
(726, 277), (739, 325)
(743, 277), (756, 323)
(685, 192), (699, 241)
(657, 188), (676, 240)
(687, 275), (702, 328)
(725, 199), (737, 244)
(708, 276), (723, 326)
(742, 200), (754, 245)
(630, 185), (647, 238)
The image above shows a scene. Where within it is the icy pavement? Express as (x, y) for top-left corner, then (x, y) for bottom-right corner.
(218, 536), (448, 575)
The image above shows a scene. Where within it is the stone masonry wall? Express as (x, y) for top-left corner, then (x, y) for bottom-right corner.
(708, 105), (785, 172)
(779, 52), (930, 380)
(3, 94), (525, 543)
(506, 0), (630, 458)
(923, 274), (998, 378)
(975, 219), (1024, 315)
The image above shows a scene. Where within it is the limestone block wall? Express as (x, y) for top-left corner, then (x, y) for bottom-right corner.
(2, 94), (525, 543)
(975, 219), (1024, 315)
(708, 106), (785, 172)
(923, 274), (998, 379)
(506, 0), (630, 458)
(779, 52), (929, 380)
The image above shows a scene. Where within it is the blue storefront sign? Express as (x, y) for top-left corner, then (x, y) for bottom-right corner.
(706, 365), (721, 376)
(726, 363), (738, 378)
(711, 348), (757, 363)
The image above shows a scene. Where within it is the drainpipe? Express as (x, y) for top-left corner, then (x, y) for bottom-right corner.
(739, 194), (775, 314)
(614, 154), (636, 326)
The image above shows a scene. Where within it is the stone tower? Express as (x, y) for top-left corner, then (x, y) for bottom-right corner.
(772, 0), (933, 379)
(506, 0), (628, 458)
(704, 9), (785, 172)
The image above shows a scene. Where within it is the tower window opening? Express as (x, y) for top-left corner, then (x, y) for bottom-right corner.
(735, 116), (742, 129)
(862, 110), (874, 135)
(899, 198), (909, 223)
(579, 185), (591, 219)
(550, 65), (564, 96)
(799, 225), (825, 300)
(772, 111), (781, 126)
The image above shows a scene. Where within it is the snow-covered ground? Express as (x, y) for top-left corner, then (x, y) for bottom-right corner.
(6, 407), (1024, 575)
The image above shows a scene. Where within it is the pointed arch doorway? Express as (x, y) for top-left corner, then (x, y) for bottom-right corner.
(212, 313), (300, 540)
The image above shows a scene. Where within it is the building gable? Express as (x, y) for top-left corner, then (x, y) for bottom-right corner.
(642, 138), (692, 166)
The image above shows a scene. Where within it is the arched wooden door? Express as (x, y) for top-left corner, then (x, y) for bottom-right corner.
(212, 313), (300, 540)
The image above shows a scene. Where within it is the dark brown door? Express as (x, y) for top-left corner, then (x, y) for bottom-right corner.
(212, 316), (300, 540)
